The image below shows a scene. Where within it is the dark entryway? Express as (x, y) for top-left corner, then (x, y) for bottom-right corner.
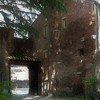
(9, 60), (42, 95)
(29, 62), (41, 95)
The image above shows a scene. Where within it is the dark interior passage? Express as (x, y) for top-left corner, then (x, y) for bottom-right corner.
(29, 62), (41, 95)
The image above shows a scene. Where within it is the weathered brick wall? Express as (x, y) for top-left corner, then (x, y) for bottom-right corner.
(32, 0), (97, 95)
(0, 28), (14, 81)
(0, 0), (97, 95)
(12, 38), (34, 57)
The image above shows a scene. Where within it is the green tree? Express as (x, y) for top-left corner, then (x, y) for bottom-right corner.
(0, 0), (66, 37)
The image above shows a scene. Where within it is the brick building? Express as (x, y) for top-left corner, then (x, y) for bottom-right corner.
(0, 0), (99, 96)
(31, 0), (97, 95)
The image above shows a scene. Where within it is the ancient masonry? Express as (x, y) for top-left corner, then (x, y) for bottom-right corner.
(0, 0), (98, 96)
(31, 0), (97, 95)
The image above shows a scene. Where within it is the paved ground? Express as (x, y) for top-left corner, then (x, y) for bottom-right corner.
(12, 95), (67, 100)
(12, 94), (83, 100)
(11, 88), (83, 100)
(11, 88), (67, 100)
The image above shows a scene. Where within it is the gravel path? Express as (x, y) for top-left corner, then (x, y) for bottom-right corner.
(11, 88), (66, 100)
(12, 95), (83, 100)
(12, 94), (68, 100)
(11, 88), (82, 100)
(24, 96), (67, 100)
(12, 95), (67, 100)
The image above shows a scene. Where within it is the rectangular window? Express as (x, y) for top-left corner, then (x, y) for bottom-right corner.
(62, 18), (67, 29)
(79, 48), (84, 56)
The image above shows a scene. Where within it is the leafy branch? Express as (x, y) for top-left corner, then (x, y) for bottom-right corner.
(0, 0), (67, 37)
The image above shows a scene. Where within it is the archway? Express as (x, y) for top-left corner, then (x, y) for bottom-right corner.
(10, 65), (29, 95)
(9, 60), (42, 95)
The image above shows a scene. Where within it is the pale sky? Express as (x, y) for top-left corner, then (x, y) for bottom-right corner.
(0, 0), (99, 21)
(96, 0), (100, 3)
(0, 4), (38, 22)
(11, 66), (29, 80)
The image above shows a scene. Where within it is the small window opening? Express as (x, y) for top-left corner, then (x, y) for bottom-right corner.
(79, 48), (84, 56)
(62, 18), (66, 29)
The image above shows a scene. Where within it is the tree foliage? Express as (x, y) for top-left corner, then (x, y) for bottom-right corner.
(0, 0), (66, 37)
(0, 81), (13, 100)
(83, 76), (100, 86)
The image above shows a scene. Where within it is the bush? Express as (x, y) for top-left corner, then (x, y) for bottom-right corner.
(89, 91), (100, 99)
(83, 76), (100, 86)
(0, 81), (13, 100)
(83, 76), (100, 100)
